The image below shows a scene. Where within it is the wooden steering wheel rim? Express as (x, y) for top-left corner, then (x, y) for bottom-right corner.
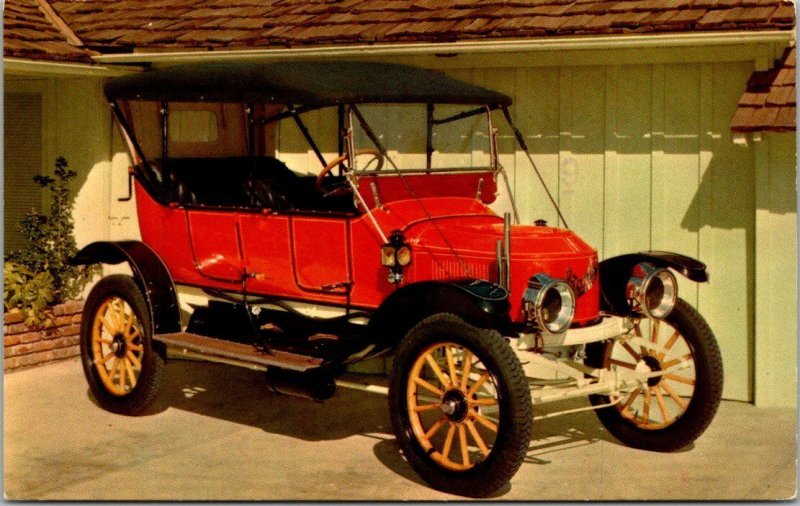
(315, 149), (385, 192)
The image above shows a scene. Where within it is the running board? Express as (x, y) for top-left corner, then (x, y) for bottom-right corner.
(154, 332), (323, 372)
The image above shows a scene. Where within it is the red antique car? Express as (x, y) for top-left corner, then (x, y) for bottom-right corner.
(73, 61), (722, 497)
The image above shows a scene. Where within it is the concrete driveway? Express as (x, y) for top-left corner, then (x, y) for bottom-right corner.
(4, 357), (797, 500)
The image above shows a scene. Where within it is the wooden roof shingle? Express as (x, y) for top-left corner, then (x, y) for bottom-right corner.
(731, 46), (796, 132)
(34, 0), (795, 52)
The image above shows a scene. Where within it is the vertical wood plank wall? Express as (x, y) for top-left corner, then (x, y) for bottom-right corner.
(276, 56), (794, 404)
(6, 44), (795, 406)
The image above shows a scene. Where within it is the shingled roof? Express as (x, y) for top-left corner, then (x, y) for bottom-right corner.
(42, 0), (797, 52)
(731, 46), (796, 132)
(4, 0), (95, 62)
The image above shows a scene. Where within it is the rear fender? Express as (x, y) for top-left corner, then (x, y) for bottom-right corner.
(599, 251), (708, 315)
(71, 241), (181, 334)
(367, 279), (513, 351)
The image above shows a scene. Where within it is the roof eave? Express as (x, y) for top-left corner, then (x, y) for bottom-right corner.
(4, 57), (141, 76)
(90, 30), (795, 65)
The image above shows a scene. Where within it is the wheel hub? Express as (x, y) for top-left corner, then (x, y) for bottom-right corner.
(111, 334), (127, 358)
(441, 389), (469, 423)
(636, 354), (663, 387)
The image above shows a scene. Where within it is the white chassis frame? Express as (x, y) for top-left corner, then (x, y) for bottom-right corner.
(510, 316), (692, 420)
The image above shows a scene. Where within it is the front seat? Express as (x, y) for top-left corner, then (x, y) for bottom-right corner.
(244, 178), (292, 212)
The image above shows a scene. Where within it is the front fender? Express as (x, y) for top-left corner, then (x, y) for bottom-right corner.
(71, 241), (181, 334)
(367, 279), (513, 351)
(599, 251), (708, 315)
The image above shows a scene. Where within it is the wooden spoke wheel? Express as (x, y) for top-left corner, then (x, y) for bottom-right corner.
(91, 296), (145, 396)
(586, 298), (723, 452)
(80, 275), (165, 415)
(406, 341), (501, 471)
(389, 314), (532, 498)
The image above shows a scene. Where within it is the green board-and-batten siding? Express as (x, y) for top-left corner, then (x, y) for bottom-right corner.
(276, 49), (796, 405)
(5, 42), (796, 406)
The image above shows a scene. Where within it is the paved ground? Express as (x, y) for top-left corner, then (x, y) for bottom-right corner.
(4, 357), (797, 500)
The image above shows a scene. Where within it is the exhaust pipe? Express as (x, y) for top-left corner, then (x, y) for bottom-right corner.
(265, 368), (336, 402)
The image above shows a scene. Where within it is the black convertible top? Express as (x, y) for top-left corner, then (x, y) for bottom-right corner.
(104, 61), (512, 107)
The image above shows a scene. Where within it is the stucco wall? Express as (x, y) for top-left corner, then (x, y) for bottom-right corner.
(4, 41), (796, 406)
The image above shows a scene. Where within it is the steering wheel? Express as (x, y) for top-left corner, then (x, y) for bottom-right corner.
(316, 149), (385, 195)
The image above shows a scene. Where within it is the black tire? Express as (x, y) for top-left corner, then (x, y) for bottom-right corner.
(585, 298), (723, 452)
(388, 313), (532, 497)
(80, 274), (165, 415)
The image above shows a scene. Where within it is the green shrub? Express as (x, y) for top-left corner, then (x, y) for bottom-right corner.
(4, 262), (55, 326)
(4, 157), (99, 325)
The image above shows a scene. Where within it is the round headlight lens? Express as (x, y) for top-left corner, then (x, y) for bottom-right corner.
(627, 263), (677, 319)
(396, 246), (412, 267)
(522, 273), (576, 334)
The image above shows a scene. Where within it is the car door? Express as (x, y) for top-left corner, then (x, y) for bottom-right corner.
(186, 208), (246, 283)
(289, 215), (352, 295)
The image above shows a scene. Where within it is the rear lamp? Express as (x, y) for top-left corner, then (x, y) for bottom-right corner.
(522, 273), (575, 334)
(626, 262), (677, 319)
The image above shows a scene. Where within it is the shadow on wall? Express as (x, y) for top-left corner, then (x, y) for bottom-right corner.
(682, 138), (796, 234)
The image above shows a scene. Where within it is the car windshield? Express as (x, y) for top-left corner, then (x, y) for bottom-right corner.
(350, 104), (493, 173)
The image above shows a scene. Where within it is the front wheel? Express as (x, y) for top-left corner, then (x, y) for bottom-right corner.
(79, 275), (165, 415)
(388, 314), (532, 497)
(586, 298), (723, 452)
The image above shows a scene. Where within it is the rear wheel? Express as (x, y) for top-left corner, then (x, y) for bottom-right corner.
(80, 275), (165, 415)
(586, 298), (723, 451)
(388, 314), (532, 497)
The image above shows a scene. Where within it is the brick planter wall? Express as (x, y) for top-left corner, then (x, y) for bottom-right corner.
(4, 300), (84, 372)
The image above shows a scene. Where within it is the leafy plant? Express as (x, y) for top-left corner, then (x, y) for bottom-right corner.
(4, 262), (55, 326)
(4, 157), (99, 325)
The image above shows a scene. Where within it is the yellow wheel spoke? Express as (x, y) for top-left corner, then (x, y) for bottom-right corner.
(124, 358), (137, 390)
(96, 351), (116, 366)
(126, 327), (141, 340)
(473, 411), (498, 433)
(445, 346), (458, 387)
(460, 350), (473, 390)
(466, 371), (490, 397)
(413, 403), (440, 413)
(654, 386), (670, 423)
(458, 424), (469, 466)
(664, 373), (695, 386)
(660, 382), (687, 410)
(128, 343), (144, 352)
(424, 416), (447, 440)
(662, 353), (693, 369)
(664, 330), (680, 351)
(126, 351), (142, 369)
(470, 397), (498, 407)
(441, 423), (456, 461)
(414, 377), (444, 397)
(466, 419), (490, 457)
(642, 387), (652, 423)
(620, 388), (641, 415)
(123, 308), (134, 335)
(651, 320), (660, 343)
(101, 317), (117, 336)
(424, 353), (451, 389)
(108, 358), (120, 383)
(621, 341), (641, 361)
(118, 360), (129, 390)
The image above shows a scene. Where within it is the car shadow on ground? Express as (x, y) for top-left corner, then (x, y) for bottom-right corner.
(86, 358), (675, 495)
